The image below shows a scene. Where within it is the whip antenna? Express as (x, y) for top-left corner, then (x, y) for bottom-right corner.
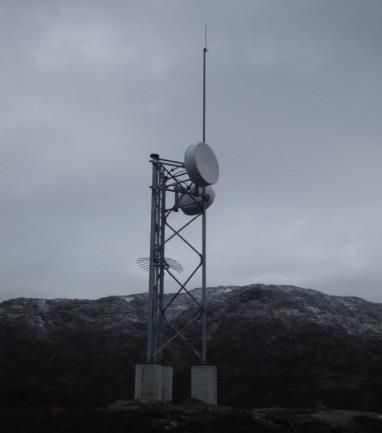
(203, 24), (208, 143)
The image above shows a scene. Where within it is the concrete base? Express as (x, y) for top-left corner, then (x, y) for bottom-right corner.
(191, 365), (217, 405)
(134, 364), (173, 401)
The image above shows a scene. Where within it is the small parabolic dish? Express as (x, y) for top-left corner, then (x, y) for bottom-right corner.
(177, 185), (215, 216)
(184, 142), (219, 187)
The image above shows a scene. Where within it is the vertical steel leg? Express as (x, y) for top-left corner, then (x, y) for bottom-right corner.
(201, 187), (207, 364)
(157, 166), (166, 363)
(147, 155), (159, 363)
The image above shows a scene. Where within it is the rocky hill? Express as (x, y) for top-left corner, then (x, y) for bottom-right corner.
(1, 284), (381, 410)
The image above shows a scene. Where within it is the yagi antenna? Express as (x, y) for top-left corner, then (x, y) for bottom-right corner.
(203, 24), (208, 143)
(137, 257), (183, 273)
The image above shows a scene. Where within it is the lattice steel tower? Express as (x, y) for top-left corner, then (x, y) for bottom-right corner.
(135, 28), (219, 404)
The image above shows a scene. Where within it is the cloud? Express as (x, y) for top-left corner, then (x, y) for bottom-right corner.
(1, 0), (381, 302)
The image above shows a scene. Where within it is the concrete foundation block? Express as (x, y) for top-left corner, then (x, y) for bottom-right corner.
(191, 365), (217, 405)
(134, 364), (173, 401)
(161, 366), (173, 401)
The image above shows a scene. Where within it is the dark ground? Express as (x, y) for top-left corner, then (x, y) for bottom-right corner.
(1, 400), (382, 433)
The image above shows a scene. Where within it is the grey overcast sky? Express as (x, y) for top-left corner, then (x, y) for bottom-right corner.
(1, 0), (382, 302)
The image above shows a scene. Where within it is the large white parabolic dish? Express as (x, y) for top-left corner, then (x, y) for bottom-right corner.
(184, 142), (219, 187)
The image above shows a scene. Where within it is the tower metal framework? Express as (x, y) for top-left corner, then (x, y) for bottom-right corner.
(146, 153), (208, 365)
